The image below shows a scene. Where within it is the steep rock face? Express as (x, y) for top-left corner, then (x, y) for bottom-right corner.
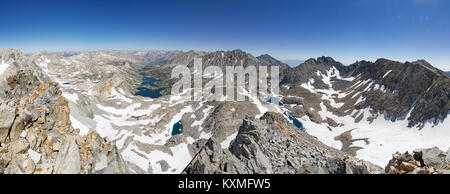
(0, 49), (128, 174)
(183, 112), (382, 174)
(408, 76), (449, 127)
(346, 59), (449, 127)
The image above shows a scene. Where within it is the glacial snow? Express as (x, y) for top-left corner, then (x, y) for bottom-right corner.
(291, 68), (450, 167)
(0, 61), (10, 75)
(221, 131), (239, 149)
(303, 105), (450, 167)
(383, 70), (392, 78)
(32, 54), (450, 173)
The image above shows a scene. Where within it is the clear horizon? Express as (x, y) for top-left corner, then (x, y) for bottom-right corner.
(15, 48), (446, 69)
(1, 0), (449, 70)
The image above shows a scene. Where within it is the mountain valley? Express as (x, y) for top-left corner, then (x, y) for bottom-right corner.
(1, 48), (449, 174)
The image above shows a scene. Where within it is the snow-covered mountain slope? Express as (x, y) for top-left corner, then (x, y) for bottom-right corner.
(22, 49), (289, 174)
(3, 48), (448, 172)
(279, 57), (450, 166)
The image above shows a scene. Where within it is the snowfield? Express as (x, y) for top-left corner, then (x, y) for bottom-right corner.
(31, 52), (449, 173)
(303, 106), (450, 167)
(289, 68), (450, 167)
(0, 61), (10, 75)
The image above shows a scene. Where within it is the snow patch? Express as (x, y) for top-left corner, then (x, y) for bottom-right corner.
(0, 61), (10, 75)
(70, 115), (91, 136)
(383, 70), (392, 78)
(221, 131), (238, 149)
(62, 92), (79, 104)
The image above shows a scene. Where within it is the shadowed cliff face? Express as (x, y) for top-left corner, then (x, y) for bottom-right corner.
(280, 57), (449, 128)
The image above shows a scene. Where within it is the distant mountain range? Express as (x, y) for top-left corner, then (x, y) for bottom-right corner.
(282, 59), (304, 67)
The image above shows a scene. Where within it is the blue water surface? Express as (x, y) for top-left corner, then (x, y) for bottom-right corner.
(171, 121), (183, 136)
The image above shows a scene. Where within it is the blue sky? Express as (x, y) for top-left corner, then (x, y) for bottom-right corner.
(0, 0), (449, 70)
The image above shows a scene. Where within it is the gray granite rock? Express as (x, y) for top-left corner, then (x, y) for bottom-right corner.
(183, 112), (382, 174)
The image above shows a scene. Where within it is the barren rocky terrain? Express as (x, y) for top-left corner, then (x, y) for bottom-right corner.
(1, 48), (449, 174)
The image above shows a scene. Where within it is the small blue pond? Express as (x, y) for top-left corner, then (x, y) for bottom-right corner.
(62, 82), (70, 85)
(171, 121), (183, 136)
(135, 72), (164, 98)
(264, 96), (284, 106)
(284, 112), (305, 130)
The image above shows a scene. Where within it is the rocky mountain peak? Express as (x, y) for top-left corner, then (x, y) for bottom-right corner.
(316, 56), (337, 64)
(0, 48), (25, 64)
(256, 54), (290, 70)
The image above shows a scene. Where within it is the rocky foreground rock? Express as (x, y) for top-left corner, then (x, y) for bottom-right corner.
(385, 147), (450, 174)
(0, 50), (128, 174)
(183, 112), (382, 174)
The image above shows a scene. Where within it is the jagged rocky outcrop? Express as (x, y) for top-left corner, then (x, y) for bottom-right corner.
(0, 49), (128, 174)
(385, 147), (450, 174)
(183, 112), (382, 174)
(280, 56), (449, 128)
(347, 59), (449, 127)
(281, 56), (348, 86)
(186, 49), (261, 68)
